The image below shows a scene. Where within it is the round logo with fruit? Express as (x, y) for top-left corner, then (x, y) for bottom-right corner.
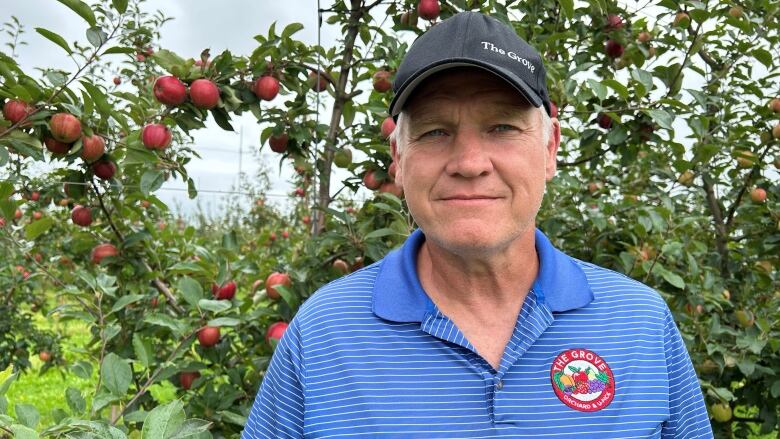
(550, 348), (615, 412)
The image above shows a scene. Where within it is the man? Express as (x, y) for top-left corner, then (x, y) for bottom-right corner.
(242, 11), (714, 438)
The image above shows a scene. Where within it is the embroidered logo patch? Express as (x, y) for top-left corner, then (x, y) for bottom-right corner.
(550, 348), (615, 412)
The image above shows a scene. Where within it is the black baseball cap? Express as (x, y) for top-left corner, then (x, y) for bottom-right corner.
(389, 11), (551, 117)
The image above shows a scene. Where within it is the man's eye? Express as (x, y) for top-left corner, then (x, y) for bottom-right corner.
(493, 124), (517, 132)
(422, 129), (447, 137)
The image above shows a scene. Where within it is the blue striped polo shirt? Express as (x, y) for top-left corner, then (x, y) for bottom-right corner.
(242, 229), (713, 438)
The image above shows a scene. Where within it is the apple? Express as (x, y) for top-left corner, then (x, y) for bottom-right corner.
(735, 150), (756, 168)
(153, 76), (188, 106)
(38, 351), (52, 362)
(417, 0), (440, 20)
(189, 79), (220, 109)
(142, 123), (172, 150)
(150, 296), (159, 307)
(0, 218), (5, 227)
(198, 326), (221, 347)
(50, 113), (82, 143)
(587, 182), (603, 194)
(770, 98), (780, 113)
(252, 279), (264, 295)
(637, 31), (652, 43)
(213, 280), (237, 300)
(774, 156), (780, 170)
(266, 321), (288, 345)
(179, 371), (200, 390)
(722, 289), (731, 300)
(735, 309), (754, 328)
(710, 403), (732, 422)
(728, 6), (743, 18)
(302, 215), (311, 225)
(772, 122), (780, 139)
(605, 40), (624, 58)
(269, 231), (277, 241)
(550, 101), (559, 118)
(33, 252), (43, 263)
(294, 187), (305, 197)
(91, 243), (118, 264)
(381, 117), (396, 138)
(373, 70), (392, 93)
(113, 77), (121, 86)
(605, 14), (623, 30)
(308, 71), (328, 92)
(400, 11), (418, 27)
(81, 134), (106, 162)
(673, 11), (690, 28)
(265, 272), (291, 301)
(253, 76), (280, 101)
(334, 148), (352, 168)
(3, 99), (34, 125)
(379, 181), (403, 197)
(71, 205), (92, 227)
(750, 187), (767, 203)
(32, 211), (42, 220)
(677, 170), (695, 186)
(597, 113), (613, 129)
(363, 170), (383, 190)
(14, 209), (22, 220)
(45, 137), (71, 155)
(333, 259), (349, 274)
(92, 160), (116, 180)
(352, 257), (365, 271)
(136, 53), (146, 62)
(282, 230), (289, 239)
(269, 133), (288, 153)
(30, 191), (40, 201)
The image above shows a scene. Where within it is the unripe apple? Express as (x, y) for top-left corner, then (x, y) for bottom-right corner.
(605, 40), (624, 58)
(673, 11), (690, 28)
(213, 281), (237, 300)
(113, 77), (121, 86)
(142, 124), (172, 150)
(774, 155), (780, 170)
(265, 272), (291, 301)
(71, 205), (92, 227)
(80, 134), (105, 162)
(597, 113), (613, 129)
(38, 351), (52, 362)
(373, 70), (392, 93)
(332, 259), (349, 274)
(253, 76), (280, 101)
(3, 99), (34, 125)
(770, 98), (780, 113)
(637, 31), (652, 43)
(266, 321), (288, 345)
(92, 160), (116, 180)
(772, 122), (780, 139)
(379, 181), (403, 197)
(50, 113), (82, 143)
(417, 0), (440, 20)
(153, 76), (188, 106)
(189, 79), (220, 109)
(735, 150), (756, 168)
(334, 148), (352, 168)
(269, 133), (288, 153)
(735, 309), (754, 328)
(198, 326), (221, 347)
(750, 187), (767, 203)
(45, 137), (71, 155)
(605, 14), (624, 30)
(728, 6), (743, 18)
(710, 403), (732, 422)
(91, 243), (118, 264)
(677, 170), (695, 186)
(381, 117), (396, 138)
(400, 11), (418, 27)
(179, 371), (200, 390)
(308, 71), (328, 92)
(363, 170), (383, 190)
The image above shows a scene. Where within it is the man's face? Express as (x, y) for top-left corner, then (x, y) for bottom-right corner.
(392, 68), (560, 257)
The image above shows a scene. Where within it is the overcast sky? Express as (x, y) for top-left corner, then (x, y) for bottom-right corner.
(3, 0), (349, 218)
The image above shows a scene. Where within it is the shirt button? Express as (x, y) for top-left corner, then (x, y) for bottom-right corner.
(496, 380), (504, 391)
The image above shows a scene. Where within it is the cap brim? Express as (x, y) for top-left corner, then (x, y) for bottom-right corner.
(389, 60), (543, 118)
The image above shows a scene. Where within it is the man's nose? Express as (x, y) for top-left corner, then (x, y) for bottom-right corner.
(444, 131), (494, 178)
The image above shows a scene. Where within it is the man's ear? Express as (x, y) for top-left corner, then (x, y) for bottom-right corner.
(390, 137), (403, 187)
(546, 117), (561, 181)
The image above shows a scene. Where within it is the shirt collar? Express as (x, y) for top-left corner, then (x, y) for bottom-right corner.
(373, 228), (593, 323)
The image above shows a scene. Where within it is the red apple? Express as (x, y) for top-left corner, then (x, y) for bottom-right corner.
(91, 243), (118, 264)
(379, 181), (403, 197)
(269, 231), (277, 241)
(92, 160), (116, 180)
(142, 124), (172, 150)
(189, 79), (220, 109)
(373, 70), (392, 93)
(637, 31), (652, 43)
(253, 76), (280, 101)
(214, 281), (237, 300)
(381, 117), (396, 138)
(153, 76), (188, 106)
(81, 134), (105, 161)
(308, 71), (328, 92)
(363, 170), (383, 190)
(605, 40), (624, 58)
(32, 211), (42, 220)
(71, 205), (92, 227)
(597, 113), (613, 129)
(50, 113), (82, 143)
(252, 279), (264, 294)
(45, 137), (71, 155)
(179, 371), (200, 390)
(265, 272), (291, 301)
(605, 14), (624, 30)
(0, 218), (5, 227)
(294, 187), (305, 197)
(3, 99), (34, 125)
(282, 230), (289, 239)
(332, 259), (349, 274)
(417, 0), (440, 20)
(269, 133), (288, 153)
(38, 351), (52, 362)
(14, 209), (22, 220)
(750, 187), (767, 203)
(302, 215), (311, 225)
(266, 321), (288, 345)
(113, 77), (121, 86)
(198, 326), (220, 347)
(30, 191), (40, 202)
(770, 98), (780, 113)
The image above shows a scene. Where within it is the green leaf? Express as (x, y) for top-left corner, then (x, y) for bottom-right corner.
(587, 79), (607, 101)
(210, 108), (234, 131)
(281, 23), (304, 39)
(207, 317), (241, 327)
(112, 0), (128, 13)
(142, 400), (185, 439)
(365, 228), (398, 240)
(644, 109), (674, 130)
(86, 27), (108, 48)
(0, 147), (8, 166)
(273, 284), (299, 310)
(133, 334), (153, 369)
(140, 169), (165, 194)
(10, 424), (38, 439)
(661, 270), (685, 289)
(103, 46), (135, 55)
(101, 353), (132, 397)
(34, 28), (72, 54)
(0, 182), (14, 200)
(558, 0), (574, 20)
(177, 277), (204, 307)
(187, 178), (197, 199)
(70, 361), (93, 380)
(167, 262), (206, 275)
(0, 366), (17, 396)
(14, 404), (39, 429)
(198, 300), (231, 314)
(109, 294), (145, 314)
(169, 419), (212, 438)
(55, 0), (97, 26)
(144, 314), (187, 336)
(25, 217), (55, 240)
(752, 48), (772, 68)
(602, 79), (628, 99)
(66, 387), (86, 414)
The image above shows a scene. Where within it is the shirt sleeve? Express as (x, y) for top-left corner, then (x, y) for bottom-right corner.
(660, 309), (714, 438)
(241, 318), (306, 439)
